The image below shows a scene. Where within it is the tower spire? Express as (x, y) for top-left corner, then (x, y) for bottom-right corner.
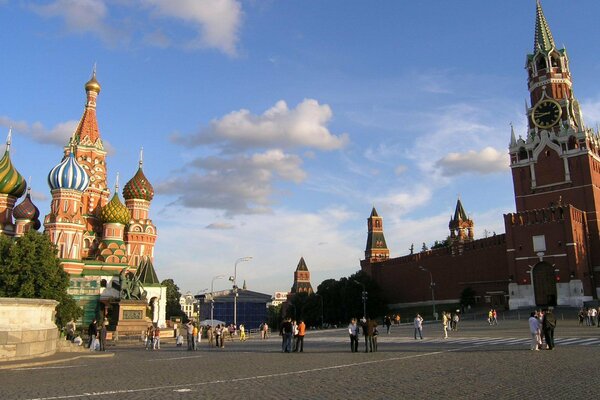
(534, 0), (555, 53)
(139, 147), (144, 169)
(5, 127), (12, 153)
(509, 122), (517, 147)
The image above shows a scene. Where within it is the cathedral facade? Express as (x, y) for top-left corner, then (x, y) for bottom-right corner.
(362, 2), (598, 310)
(0, 73), (166, 326)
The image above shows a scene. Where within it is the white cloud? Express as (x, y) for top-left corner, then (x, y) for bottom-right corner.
(206, 222), (235, 230)
(174, 99), (349, 151)
(29, 0), (123, 45)
(581, 98), (600, 128)
(141, 0), (242, 55)
(373, 185), (433, 217)
(154, 206), (363, 295)
(435, 146), (508, 176)
(394, 165), (408, 175)
(0, 116), (78, 146)
(156, 149), (305, 215)
(29, 0), (243, 55)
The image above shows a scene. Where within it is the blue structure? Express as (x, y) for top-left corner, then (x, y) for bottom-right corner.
(196, 289), (271, 329)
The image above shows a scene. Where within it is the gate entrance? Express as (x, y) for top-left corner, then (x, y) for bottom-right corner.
(532, 262), (557, 306)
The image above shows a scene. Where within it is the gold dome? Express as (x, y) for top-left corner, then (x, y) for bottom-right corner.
(85, 71), (101, 94)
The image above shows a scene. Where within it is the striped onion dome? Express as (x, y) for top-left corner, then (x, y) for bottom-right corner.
(123, 167), (154, 201)
(0, 149), (27, 198)
(13, 188), (40, 220)
(47, 152), (90, 192)
(100, 193), (131, 225)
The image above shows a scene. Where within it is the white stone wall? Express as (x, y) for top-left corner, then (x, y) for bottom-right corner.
(508, 280), (592, 309)
(0, 298), (59, 361)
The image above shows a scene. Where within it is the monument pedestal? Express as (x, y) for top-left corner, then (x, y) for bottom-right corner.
(112, 300), (150, 340)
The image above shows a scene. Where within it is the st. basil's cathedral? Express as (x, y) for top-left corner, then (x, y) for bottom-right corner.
(0, 72), (166, 327)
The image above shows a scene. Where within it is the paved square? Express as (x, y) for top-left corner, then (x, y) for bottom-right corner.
(1, 319), (598, 399)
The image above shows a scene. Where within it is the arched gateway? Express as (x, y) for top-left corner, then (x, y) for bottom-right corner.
(532, 262), (557, 306)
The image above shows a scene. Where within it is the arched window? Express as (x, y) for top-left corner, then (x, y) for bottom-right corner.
(536, 56), (547, 71)
(568, 136), (578, 150)
(518, 147), (528, 161)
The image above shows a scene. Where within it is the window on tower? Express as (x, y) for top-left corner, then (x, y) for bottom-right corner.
(536, 57), (547, 71)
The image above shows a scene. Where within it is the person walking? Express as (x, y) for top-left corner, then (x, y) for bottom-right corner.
(153, 326), (161, 350)
(207, 325), (214, 346)
(280, 318), (293, 352)
(239, 324), (246, 341)
(88, 319), (98, 351)
(414, 314), (423, 340)
(384, 316), (392, 334)
(192, 324), (198, 351)
(528, 311), (541, 351)
(185, 321), (194, 350)
(442, 312), (449, 339)
(99, 319), (108, 351)
(348, 318), (359, 352)
(66, 319), (76, 342)
(542, 309), (556, 350)
(294, 320), (305, 352)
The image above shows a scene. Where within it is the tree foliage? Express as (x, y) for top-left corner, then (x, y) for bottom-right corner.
(0, 231), (82, 327)
(161, 278), (187, 321)
(314, 270), (388, 326)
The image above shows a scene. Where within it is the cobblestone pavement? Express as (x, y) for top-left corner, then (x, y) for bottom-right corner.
(1, 319), (598, 400)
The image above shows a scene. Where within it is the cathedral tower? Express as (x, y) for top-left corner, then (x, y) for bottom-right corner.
(449, 198), (474, 243)
(67, 69), (110, 259)
(364, 207), (389, 263)
(0, 129), (27, 236)
(123, 150), (157, 266)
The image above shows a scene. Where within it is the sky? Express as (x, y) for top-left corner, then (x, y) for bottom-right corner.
(2, 0), (600, 297)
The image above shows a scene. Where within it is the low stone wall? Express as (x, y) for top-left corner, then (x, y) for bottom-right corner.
(0, 298), (59, 362)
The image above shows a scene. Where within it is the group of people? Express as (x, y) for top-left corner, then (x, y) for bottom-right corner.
(528, 309), (557, 350)
(87, 319), (109, 351)
(348, 317), (379, 352)
(144, 325), (161, 350)
(487, 309), (499, 325)
(279, 318), (306, 352)
(577, 307), (600, 326)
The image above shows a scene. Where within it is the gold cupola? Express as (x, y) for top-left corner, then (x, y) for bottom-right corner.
(85, 67), (101, 94)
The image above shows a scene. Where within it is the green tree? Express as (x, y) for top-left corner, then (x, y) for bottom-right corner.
(161, 278), (187, 321)
(0, 231), (82, 327)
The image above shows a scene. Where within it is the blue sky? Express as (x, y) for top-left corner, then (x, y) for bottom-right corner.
(2, 0), (600, 296)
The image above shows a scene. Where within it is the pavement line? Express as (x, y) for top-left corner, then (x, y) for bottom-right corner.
(1, 353), (114, 371)
(24, 344), (485, 400)
(13, 365), (87, 371)
(146, 354), (206, 362)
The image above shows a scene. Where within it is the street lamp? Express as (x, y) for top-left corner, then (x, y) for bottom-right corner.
(353, 280), (368, 320)
(419, 266), (436, 320)
(230, 256), (252, 327)
(210, 275), (226, 330)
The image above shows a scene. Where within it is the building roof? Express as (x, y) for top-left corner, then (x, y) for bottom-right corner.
(197, 289), (272, 304)
(296, 257), (309, 271)
(452, 198), (468, 223)
(370, 206), (379, 217)
(135, 257), (161, 286)
(534, 0), (555, 54)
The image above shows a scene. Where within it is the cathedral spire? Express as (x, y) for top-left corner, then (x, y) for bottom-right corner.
(534, 0), (555, 54)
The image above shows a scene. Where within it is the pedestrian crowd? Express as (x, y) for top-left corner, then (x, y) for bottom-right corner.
(577, 306), (600, 327)
(528, 308), (557, 350)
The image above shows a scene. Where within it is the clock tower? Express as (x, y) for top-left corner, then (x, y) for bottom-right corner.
(506, 0), (599, 303)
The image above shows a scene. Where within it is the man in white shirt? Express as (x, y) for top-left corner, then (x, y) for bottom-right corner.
(528, 311), (541, 351)
(414, 314), (424, 340)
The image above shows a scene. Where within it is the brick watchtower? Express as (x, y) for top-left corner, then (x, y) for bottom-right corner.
(505, 1), (598, 307)
(365, 207), (390, 263)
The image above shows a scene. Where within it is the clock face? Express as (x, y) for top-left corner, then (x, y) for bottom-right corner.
(532, 99), (562, 129)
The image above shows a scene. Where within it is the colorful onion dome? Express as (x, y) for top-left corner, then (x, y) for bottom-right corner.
(100, 192), (131, 225)
(0, 130), (27, 197)
(13, 188), (40, 220)
(85, 69), (101, 93)
(123, 166), (154, 201)
(47, 152), (90, 192)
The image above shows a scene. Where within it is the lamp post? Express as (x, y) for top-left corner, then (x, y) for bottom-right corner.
(230, 256), (252, 327)
(210, 275), (226, 330)
(419, 266), (436, 320)
(353, 280), (367, 320)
